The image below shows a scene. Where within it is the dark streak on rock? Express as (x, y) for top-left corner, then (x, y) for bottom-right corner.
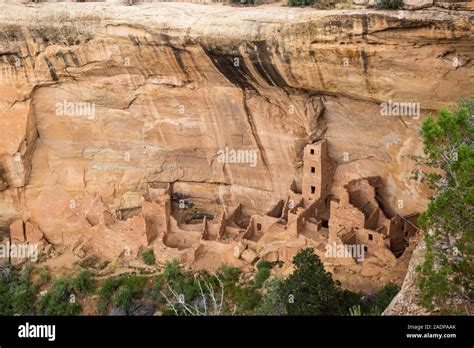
(129, 36), (140, 46)
(56, 52), (68, 68)
(362, 15), (368, 41)
(171, 47), (189, 80)
(309, 51), (327, 91)
(68, 51), (80, 66)
(203, 46), (256, 91)
(360, 48), (369, 73)
(43, 57), (59, 81)
(248, 41), (287, 88)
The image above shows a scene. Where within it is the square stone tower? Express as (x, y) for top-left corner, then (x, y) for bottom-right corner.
(302, 139), (332, 213)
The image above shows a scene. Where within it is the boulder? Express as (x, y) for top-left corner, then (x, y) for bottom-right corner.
(25, 222), (44, 243)
(9, 219), (24, 242)
(261, 250), (279, 263)
(241, 249), (259, 264)
(129, 303), (156, 316)
(108, 307), (127, 316)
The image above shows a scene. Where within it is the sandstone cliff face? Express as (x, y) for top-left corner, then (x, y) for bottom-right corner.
(0, 3), (472, 250)
(382, 238), (430, 315)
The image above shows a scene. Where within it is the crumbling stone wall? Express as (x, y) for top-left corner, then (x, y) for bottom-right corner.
(87, 212), (149, 259)
(329, 199), (365, 240)
(328, 175), (408, 267)
(164, 216), (201, 249)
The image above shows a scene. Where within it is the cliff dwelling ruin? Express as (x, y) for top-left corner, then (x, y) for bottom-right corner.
(3, 139), (421, 292)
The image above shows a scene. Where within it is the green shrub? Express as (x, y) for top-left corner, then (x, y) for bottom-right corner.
(253, 268), (271, 289)
(339, 289), (363, 315)
(71, 270), (95, 294)
(163, 260), (182, 282)
(141, 249), (156, 265)
(256, 260), (272, 270)
(231, 0), (256, 5)
(288, 0), (315, 6)
(198, 270), (219, 288)
(0, 281), (10, 314)
(162, 306), (178, 316)
(122, 275), (147, 298)
(217, 264), (241, 283)
(376, 0), (402, 9)
(145, 274), (166, 302)
(9, 272), (37, 315)
(98, 276), (123, 300)
(256, 278), (287, 315)
(161, 270), (223, 315)
(349, 304), (362, 316)
(168, 274), (200, 305)
(233, 286), (261, 312)
(371, 283), (399, 313)
(36, 277), (81, 315)
(278, 248), (361, 315)
(113, 286), (133, 311)
(19, 264), (33, 283)
(97, 274), (147, 313)
(96, 300), (108, 315)
(36, 267), (51, 288)
(0, 265), (37, 315)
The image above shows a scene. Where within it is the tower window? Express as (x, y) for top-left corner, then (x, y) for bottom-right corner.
(368, 233), (373, 241)
(310, 149), (315, 155)
(311, 166), (316, 173)
(311, 186), (316, 194)
(257, 223), (262, 231)
(364, 246), (368, 252)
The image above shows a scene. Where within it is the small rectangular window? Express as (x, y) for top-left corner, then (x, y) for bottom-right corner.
(257, 223), (262, 231)
(310, 149), (315, 155)
(311, 186), (316, 194)
(311, 166), (315, 173)
(368, 233), (373, 241)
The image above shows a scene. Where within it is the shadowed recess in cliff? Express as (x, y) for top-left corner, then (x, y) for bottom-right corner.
(203, 46), (257, 91)
(247, 41), (288, 88)
(171, 47), (190, 82)
(43, 57), (58, 81)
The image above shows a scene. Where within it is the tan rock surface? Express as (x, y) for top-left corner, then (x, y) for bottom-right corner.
(25, 221), (44, 242)
(382, 239), (431, 315)
(9, 219), (24, 242)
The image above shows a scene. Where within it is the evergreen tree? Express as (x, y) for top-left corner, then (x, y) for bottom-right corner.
(416, 98), (473, 312)
(279, 248), (360, 315)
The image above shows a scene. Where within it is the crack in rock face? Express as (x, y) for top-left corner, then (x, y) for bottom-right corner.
(0, 2), (472, 296)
